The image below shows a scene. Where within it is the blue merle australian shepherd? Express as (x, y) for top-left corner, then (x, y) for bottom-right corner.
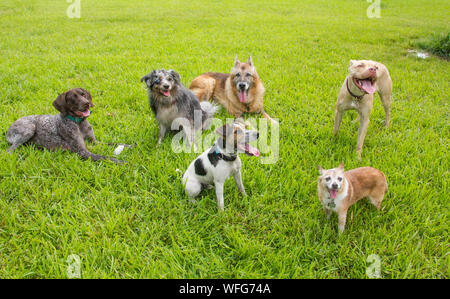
(141, 69), (217, 148)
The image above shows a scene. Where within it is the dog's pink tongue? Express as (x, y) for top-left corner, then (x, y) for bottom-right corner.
(246, 144), (260, 157)
(239, 90), (247, 103)
(162, 90), (170, 97)
(80, 110), (90, 117)
(330, 189), (337, 199)
(361, 79), (376, 94)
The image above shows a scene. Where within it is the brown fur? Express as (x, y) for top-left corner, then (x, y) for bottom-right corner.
(189, 56), (275, 123)
(318, 164), (388, 233)
(333, 60), (392, 159)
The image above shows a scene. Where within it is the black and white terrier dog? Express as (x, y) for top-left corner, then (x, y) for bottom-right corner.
(183, 121), (260, 211)
(141, 69), (217, 147)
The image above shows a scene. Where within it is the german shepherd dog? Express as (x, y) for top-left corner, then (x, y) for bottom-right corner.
(141, 69), (217, 148)
(189, 56), (276, 124)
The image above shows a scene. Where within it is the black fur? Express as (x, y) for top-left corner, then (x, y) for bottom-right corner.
(194, 158), (207, 176)
(207, 143), (237, 167)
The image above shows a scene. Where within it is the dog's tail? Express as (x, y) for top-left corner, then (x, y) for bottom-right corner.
(200, 101), (219, 129)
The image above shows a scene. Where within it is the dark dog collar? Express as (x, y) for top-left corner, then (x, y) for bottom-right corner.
(214, 148), (237, 161)
(208, 143), (237, 164)
(65, 111), (91, 123)
(346, 78), (365, 100)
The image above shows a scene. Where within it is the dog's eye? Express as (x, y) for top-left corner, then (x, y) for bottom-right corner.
(357, 64), (364, 67)
(338, 177), (343, 182)
(235, 72), (241, 77)
(325, 177), (331, 182)
(245, 73), (251, 77)
(167, 77), (173, 81)
(154, 79), (161, 84)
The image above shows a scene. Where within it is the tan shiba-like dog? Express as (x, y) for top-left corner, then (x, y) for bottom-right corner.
(189, 55), (276, 123)
(334, 60), (392, 158)
(317, 163), (388, 233)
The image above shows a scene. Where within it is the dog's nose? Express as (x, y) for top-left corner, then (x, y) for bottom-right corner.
(256, 132), (260, 139)
(332, 183), (339, 189)
(369, 67), (377, 72)
(238, 83), (246, 90)
(163, 84), (170, 89)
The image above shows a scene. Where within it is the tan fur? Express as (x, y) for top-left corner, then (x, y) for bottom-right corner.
(189, 57), (275, 123)
(317, 164), (388, 233)
(333, 60), (392, 158)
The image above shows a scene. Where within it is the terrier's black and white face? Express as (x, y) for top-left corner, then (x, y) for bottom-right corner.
(216, 122), (260, 157)
(141, 69), (181, 99)
(318, 163), (345, 199)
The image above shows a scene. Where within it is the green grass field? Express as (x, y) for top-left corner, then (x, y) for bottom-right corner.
(0, 0), (448, 278)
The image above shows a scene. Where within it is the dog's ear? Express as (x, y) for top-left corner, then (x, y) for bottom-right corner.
(234, 55), (240, 67)
(318, 165), (324, 175)
(337, 162), (344, 171)
(79, 88), (94, 107)
(169, 69), (181, 84)
(53, 92), (68, 115)
(140, 71), (156, 88)
(247, 55), (253, 66)
(349, 60), (356, 66)
(216, 123), (234, 138)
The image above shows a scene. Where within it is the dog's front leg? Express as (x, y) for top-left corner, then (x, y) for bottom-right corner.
(214, 180), (225, 211)
(182, 125), (197, 152)
(338, 209), (348, 234)
(80, 120), (97, 144)
(158, 124), (167, 145)
(356, 112), (370, 158)
(232, 169), (246, 195)
(333, 108), (344, 136)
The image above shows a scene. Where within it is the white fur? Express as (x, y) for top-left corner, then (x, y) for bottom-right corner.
(183, 146), (245, 211)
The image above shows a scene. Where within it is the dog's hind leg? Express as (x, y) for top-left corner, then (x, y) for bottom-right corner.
(184, 178), (202, 198)
(6, 119), (36, 153)
(379, 91), (391, 127)
(261, 110), (278, 125)
(190, 77), (215, 101)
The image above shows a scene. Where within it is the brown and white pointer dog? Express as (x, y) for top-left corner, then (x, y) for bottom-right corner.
(7, 88), (123, 163)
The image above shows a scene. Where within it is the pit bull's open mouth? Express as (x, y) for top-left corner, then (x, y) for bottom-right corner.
(160, 89), (171, 97)
(328, 188), (339, 199)
(353, 77), (376, 94)
(74, 109), (91, 117)
(238, 89), (248, 103)
(238, 143), (260, 157)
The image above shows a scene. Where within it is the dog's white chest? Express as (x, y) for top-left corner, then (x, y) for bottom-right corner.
(322, 183), (348, 212)
(156, 104), (179, 126)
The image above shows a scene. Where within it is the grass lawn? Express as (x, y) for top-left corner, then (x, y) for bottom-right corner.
(0, 0), (448, 278)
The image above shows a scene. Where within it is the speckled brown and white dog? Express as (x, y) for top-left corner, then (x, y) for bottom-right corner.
(334, 60), (392, 158)
(189, 55), (275, 123)
(6, 88), (122, 163)
(317, 163), (388, 233)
